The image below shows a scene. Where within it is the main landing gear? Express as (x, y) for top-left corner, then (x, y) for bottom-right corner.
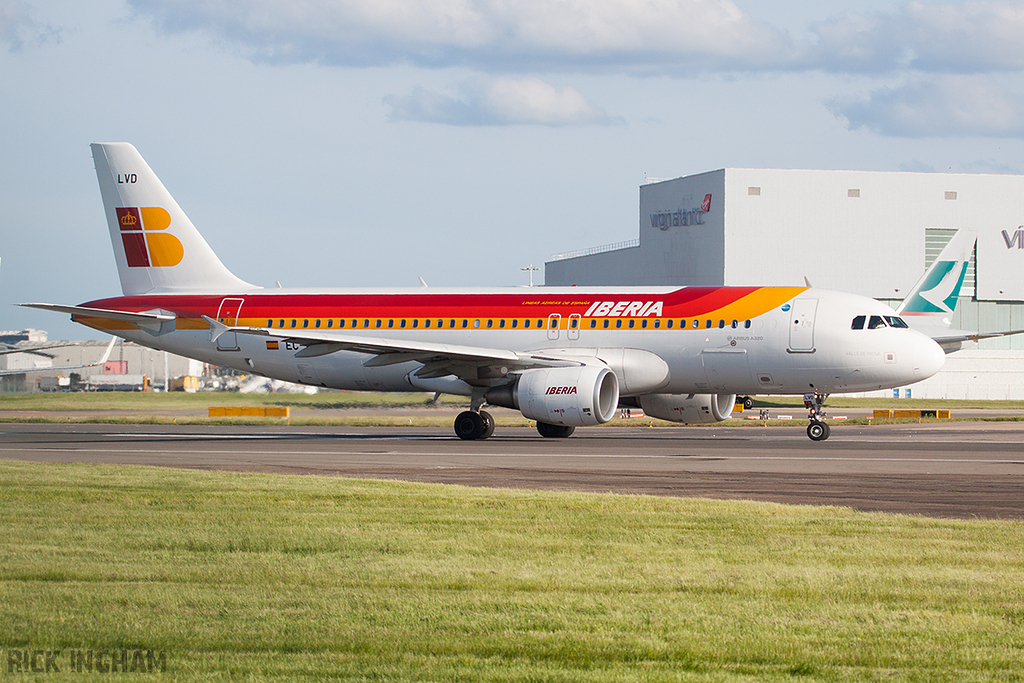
(454, 410), (495, 441)
(536, 422), (575, 438)
(453, 391), (577, 440)
(453, 410), (576, 440)
(804, 391), (830, 442)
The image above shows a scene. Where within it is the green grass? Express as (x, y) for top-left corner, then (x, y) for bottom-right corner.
(1, 460), (1022, 681)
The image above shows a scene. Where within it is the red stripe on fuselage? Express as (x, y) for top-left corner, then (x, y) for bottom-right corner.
(80, 287), (768, 321)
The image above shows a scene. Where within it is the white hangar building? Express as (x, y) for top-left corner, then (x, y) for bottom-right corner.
(545, 168), (1024, 399)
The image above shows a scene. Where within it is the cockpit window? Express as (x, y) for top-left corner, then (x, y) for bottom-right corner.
(867, 315), (886, 329)
(884, 316), (909, 328)
(851, 315), (865, 330)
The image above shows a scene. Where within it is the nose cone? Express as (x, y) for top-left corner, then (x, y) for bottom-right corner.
(914, 335), (946, 381)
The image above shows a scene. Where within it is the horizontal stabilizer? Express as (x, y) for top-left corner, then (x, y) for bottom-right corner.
(18, 303), (175, 323)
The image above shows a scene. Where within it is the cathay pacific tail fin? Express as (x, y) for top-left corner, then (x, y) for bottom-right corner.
(897, 229), (976, 327)
(91, 143), (256, 296)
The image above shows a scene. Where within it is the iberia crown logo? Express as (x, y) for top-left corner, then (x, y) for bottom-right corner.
(115, 207), (183, 267)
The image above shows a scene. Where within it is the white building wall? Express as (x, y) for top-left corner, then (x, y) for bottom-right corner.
(857, 350), (1024, 400)
(722, 169), (1024, 299)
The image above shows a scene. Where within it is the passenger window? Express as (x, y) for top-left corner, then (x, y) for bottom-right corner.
(436, 319), (442, 328)
(641, 320), (648, 329)
(718, 320), (725, 329)
(589, 320), (596, 329)
(376, 320), (382, 328)
(666, 320), (673, 329)
(291, 320), (297, 328)
(524, 319), (531, 329)
(266, 319), (273, 328)
(744, 320), (751, 329)
(279, 319), (285, 328)
(327, 319), (333, 328)
(868, 315), (886, 329)
(302, 320), (309, 328)
(424, 319), (430, 328)
(315, 319), (321, 328)
(361, 319), (367, 328)
(486, 320), (492, 328)
(705, 320), (712, 329)
(852, 315), (865, 330)
(570, 318), (577, 329)
(412, 319), (418, 328)
(537, 319), (544, 328)
(615, 320), (622, 328)
(654, 320), (661, 329)
(400, 320), (406, 328)
(603, 320), (609, 329)
(692, 320), (699, 329)
(499, 320), (505, 329)
(449, 320), (455, 328)
(731, 320), (738, 329)
(512, 319), (518, 328)
(885, 316), (909, 328)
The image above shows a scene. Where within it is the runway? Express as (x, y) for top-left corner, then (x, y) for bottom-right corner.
(2, 422), (1023, 519)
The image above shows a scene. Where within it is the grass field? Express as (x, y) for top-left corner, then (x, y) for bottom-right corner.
(1, 460), (1022, 681)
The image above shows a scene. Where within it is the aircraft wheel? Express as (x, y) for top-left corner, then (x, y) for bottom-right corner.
(454, 411), (485, 440)
(479, 411), (495, 439)
(743, 396), (754, 410)
(807, 421), (830, 442)
(537, 422), (575, 438)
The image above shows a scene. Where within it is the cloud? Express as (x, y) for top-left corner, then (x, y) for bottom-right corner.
(0, 0), (52, 50)
(828, 75), (1024, 137)
(807, 1), (1024, 74)
(128, 0), (794, 73)
(384, 77), (619, 126)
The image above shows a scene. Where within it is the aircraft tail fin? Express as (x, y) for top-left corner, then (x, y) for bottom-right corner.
(897, 229), (976, 327)
(91, 143), (256, 296)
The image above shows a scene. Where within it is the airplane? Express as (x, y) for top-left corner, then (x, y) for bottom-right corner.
(21, 143), (946, 442)
(897, 229), (1024, 352)
(0, 336), (117, 377)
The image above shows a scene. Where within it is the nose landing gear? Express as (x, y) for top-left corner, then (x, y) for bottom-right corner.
(804, 392), (831, 441)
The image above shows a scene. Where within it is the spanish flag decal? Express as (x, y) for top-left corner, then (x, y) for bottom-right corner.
(266, 340), (279, 350)
(116, 207), (184, 267)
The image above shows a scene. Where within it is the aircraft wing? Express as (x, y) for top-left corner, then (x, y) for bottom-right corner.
(0, 337), (117, 376)
(0, 342), (80, 357)
(204, 317), (590, 380)
(930, 328), (1024, 353)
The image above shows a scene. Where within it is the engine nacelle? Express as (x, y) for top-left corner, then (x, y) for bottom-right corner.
(485, 366), (619, 427)
(638, 393), (735, 424)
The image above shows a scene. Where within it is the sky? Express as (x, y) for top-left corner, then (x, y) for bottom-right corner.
(4, 0), (1024, 340)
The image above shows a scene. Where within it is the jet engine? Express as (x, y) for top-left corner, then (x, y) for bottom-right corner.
(638, 393), (736, 424)
(485, 365), (619, 427)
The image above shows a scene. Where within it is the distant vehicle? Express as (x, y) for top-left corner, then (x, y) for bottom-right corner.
(24, 143), (945, 441)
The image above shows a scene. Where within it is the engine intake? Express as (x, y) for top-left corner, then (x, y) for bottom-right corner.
(486, 366), (619, 427)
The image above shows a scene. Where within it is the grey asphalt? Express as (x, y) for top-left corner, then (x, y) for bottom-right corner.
(1, 422), (1023, 519)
